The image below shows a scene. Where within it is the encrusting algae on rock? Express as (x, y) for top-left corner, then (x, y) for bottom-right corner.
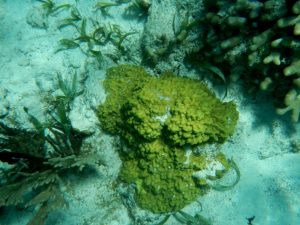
(97, 65), (239, 213)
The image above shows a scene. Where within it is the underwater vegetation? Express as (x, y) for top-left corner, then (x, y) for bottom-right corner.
(29, 1), (140, 64)
(37, 0), (71, 16)
(56, 8), (137, 63)
(191, 0), (300, 122)
(12, 0), (297, 223)
(97, 65), (239, 213)
(0, 73), (103, 225)
(140, 0), (300, 123)
(32, 0), (300, 126)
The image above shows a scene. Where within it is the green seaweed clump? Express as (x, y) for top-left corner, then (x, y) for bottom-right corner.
(97, 65), (239, 213)
(0, 74), (103, 225)
(192, 0), (300, 122)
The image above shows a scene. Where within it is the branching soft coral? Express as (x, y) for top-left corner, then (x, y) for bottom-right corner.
(194, 0), (300, 122)
(276, 89), (300, 122)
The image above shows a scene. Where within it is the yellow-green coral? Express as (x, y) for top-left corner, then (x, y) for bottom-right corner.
(97, 64), (150, 133)
(122, 77), (171, 141)
(121, 72), (239, 146)
(120, 139), (208, 213)
(97, 65), (239, 213)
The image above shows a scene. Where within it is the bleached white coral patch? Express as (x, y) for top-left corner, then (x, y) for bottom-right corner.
(153, 106), (170, 124)
(192, 160), (225, 179)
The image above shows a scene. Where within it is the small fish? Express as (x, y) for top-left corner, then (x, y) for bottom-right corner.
(246, 216), (255, 225)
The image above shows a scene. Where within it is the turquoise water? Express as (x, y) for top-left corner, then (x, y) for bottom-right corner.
(0, 1), (299, 225)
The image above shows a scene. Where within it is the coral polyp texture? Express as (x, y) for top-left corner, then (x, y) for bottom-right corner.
(97, 65), (239, 212)
(195, 0), (300, 122)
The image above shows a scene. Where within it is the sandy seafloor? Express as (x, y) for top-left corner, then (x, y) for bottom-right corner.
(0, 0), (299, 225)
